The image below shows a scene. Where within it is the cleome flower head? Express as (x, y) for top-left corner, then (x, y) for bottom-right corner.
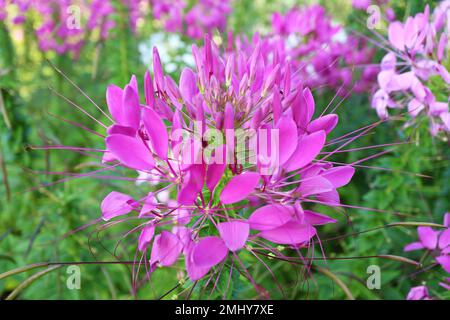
(265, 4), (377, 93)
(404, 212), (449, 297)
(100, 35), (357, 283)
(1, 0), (117, 57)
(404, 212), (450, 274)
(151, 0), (231, 39)
(371, 3), (450, 137)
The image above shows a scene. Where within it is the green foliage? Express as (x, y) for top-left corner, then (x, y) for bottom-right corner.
(0, 0), (448, 300)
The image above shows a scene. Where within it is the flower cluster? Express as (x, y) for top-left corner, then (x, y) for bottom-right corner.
(2, 0), (232, 56)
(99, 36), (356, 282)
(405, 213), (450, 299)
(351, 0), (396, 22)
(1, 0), (121, 57)
(406, 285), (431, 300)
(266, 5), (377, 93)
(2, 0), (118, 56)
(33, 0), (88, 56)
(0, 0), (31, 24)
(371, 3), (450, 137)
(151, 0), (231, 39)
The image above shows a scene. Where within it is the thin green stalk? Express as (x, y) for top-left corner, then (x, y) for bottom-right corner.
(0, 262), (50, 281)
(5, 265), (62, 300)
(315, 266), (355, 300)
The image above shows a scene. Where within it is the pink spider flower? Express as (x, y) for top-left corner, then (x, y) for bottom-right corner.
(268, 5), (377, 93)
(150, 0), (231, 39)
(404, 213), (450, 274)
(406, 278), (450, 299)
(404, 213), (449, 298)
(406, 285), (431, 300)
(98, 34), (358, 286)
(371, 3), (450, 137)
(88, 0), (116, 40)
(0, 0), (31, 24)
(352, 0), (396, 22)
(1, 0), (135, 57)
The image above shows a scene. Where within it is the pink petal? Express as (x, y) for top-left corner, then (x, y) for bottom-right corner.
(206, 163), (226, 191)
(192, 236), (228, 268)
(437, 64), (450, 84)
(438, 229), (450, 250)
(276, 116), (298, 165)
(377, 70), (395, 90)
(436, 255), (450, 273)
(316, 189), (341, 206)
(404, 17), (418, 49)
(406, 286), (429, 300)
(218, 221), (249, 251)
(153, 47), (165, 91)
(171, 110), (184, 150)
(185, 243), (211, 281)
(139, 192), (157, 217)
(179, 67), (198, 103)
(128, 75), (139, 94)
(224, 102), (234, 130)
(101, 191), (136, 221)
(150, 235), (161, 268)
(381, 52), (397, 71)
(303, 87), (315, 123)
(173, 207), (191, 226)
(138, 224), (155, 252)
(188, 164), (206, 192)
(174, 226), (192, 251)
(181, 138), (202, 169)
(307, 114), (338, 134)
(272, 88), (282, 124)
(438, 280), (450, 291)
(404, 242), (425, 252)
(408, 99), (425, 117)
(177, 180), (199, 205)
(107, 124), (136, 136)
(122, 85), (141, 130)
(322, 166), (355, 188)
(302, 210), (337, 225)
(388, 21), (405, 51)
(297, 175), (334, 197)
(220, 172), (260, 204)
(444, 213), (450, 228)
(165, 76), (182, 109)
(293, 88), (316, 127)
(259, 221), (316, 245)
(205, 145), (227, 191)
(389, 72), (415, 91)
(284, 130), (326, 172)
(418, 226), (438, 250)
(106, 85), (123, 123)
(249, 204), (294, 230)
(102, 151), (116, 163)
(142, 107), (168, 159)
(441, 113), (450, 132)
(106, 134), (155, 171)
(150, 231), (182, 267)
(144, 70), (155, 107)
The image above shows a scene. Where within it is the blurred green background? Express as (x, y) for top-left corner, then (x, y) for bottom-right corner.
(0, 0), (449, 300)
